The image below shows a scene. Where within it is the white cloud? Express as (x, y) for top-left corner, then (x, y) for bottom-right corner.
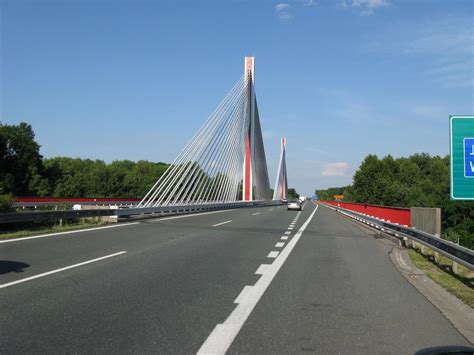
(275, 3), (289, 11)
(274, 3), (294, 21)
(321, 162), (350, 176)
(339, 0), (389, 15)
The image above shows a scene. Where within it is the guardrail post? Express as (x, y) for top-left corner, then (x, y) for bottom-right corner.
(434, 233), (441, 263)
(452, 237), (460, 275)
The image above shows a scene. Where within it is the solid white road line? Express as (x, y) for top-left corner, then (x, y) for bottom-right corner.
(255, 264), (271, 275)
(281, 236), (289, 240)
(275, 242), (285, 248)
(212, 220), (233, 227)
(197, 206), (318, 355)
(234, 286), (253, 303)
(252, 212), (261, 216)
(0, 251), (127, 289)
(267, 251), (279, 258)
(0, 223), (139, 244)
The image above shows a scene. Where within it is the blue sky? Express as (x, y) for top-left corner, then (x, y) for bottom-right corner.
(1, 0), (473, 196)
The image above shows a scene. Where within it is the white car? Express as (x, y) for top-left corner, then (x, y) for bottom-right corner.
(287, 200), (302, 211)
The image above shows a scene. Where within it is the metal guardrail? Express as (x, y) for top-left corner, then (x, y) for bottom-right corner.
(14, 202), (140, 208)
(0, 201), (282, 224)
(321, 202), (474, 271)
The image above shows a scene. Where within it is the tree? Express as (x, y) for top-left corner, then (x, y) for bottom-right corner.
(287, 188), (299, 199)
(0, 122), (47, 196)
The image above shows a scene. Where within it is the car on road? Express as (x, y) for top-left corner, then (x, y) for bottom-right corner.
(287, 200), (302, 211)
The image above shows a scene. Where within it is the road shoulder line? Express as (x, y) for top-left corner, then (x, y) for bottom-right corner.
(0, 251), (127, 289)
(390, 247), (474, 344)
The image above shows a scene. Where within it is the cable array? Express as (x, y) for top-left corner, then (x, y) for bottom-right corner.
(139, 74), (263, 207)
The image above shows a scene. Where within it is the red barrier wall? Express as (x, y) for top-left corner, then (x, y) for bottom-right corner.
(15, 197), (141, 203)
(322, 200), (411, 226)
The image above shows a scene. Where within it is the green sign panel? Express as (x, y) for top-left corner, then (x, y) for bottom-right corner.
(450, 115), (474, 200)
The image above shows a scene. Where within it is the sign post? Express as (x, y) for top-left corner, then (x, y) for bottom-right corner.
(450, 115), (474, 200)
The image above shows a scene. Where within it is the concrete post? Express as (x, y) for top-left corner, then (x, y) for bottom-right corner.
(410, 207), (441, 258)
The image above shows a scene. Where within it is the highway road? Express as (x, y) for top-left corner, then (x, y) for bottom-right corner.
(0, 202), (470, 353)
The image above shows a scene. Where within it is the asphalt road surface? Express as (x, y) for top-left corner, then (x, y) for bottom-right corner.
(1, 202), (470, 354)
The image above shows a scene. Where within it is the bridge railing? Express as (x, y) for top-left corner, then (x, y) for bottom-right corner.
(321, 202), (474, 271)
(0, 201), (282, 224)
(321, 200), (411, 226)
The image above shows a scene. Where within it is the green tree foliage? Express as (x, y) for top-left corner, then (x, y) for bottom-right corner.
(315, 186), (350, 201)
(0, 122), (48, 196)
(0, 122), (169, 199)
(42, 157), (169, 198)
(287, 188), (299, 199)
(316, 153), (474, 249)
(0, 194), (14, 212)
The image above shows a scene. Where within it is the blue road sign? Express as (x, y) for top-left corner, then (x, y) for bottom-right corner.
(465, 138), (474, 178)
(450, 116), (474, 199)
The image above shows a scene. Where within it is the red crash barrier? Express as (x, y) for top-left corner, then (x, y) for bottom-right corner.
(321, 200), (411, 226)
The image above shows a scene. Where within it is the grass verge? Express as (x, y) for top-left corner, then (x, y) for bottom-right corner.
(408, 248), (474, 308)
(0, 220), (107, 240)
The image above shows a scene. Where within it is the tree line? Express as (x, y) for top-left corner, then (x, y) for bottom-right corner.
(0, 122), (168, 204)
(316, 154), (474, 249)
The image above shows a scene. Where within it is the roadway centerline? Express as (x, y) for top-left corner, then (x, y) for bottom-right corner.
(212, 220), (233, 227)
(0, 251), (127, 289)
(197, 205), (318, 354)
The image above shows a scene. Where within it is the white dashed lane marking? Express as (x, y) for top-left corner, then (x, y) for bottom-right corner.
(198, 206), (318, 355)
(212, 220), (233, 227)
(267, 251), (279, 258)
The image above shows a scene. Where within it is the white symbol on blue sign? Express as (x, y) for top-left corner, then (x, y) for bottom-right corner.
(465, 138), (474, 177)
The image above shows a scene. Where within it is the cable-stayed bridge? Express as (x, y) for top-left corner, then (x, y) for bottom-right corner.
(3, 58), (472, 355)
(138, 57), (283, 208)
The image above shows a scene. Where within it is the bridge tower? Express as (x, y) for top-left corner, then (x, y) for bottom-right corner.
(138, 56), (271, 208)
(242, 57), (271, 201)
(273, 137), (288, 200)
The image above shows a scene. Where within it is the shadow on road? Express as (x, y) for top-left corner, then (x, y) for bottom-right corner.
(0, 260), (30, 274)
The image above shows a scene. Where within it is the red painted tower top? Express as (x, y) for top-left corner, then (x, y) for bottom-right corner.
(245, 56), (255, 84)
